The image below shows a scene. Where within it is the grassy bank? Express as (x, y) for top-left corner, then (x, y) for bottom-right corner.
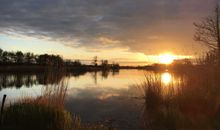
(1, 99), (109, 130)
(2, 99), (72, 130)
(0, 81), (110, 130)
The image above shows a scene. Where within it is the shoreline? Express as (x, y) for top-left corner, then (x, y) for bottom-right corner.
(0, 65), (165, 72)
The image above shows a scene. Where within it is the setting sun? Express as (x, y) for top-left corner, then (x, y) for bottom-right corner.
(159, 53), (176, 64)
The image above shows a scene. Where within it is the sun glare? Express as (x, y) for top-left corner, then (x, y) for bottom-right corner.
(161, 72), (172, 85)
(159, 53), (175, 64)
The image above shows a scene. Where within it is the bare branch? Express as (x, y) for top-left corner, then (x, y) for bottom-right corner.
(194, 5), (220, 52)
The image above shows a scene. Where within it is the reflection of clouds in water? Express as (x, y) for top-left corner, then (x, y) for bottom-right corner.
(0, 70), (184, 130)
(98, 93), (120, 100)
(67, 85), (139, 100)
(65, 85), (143, 130)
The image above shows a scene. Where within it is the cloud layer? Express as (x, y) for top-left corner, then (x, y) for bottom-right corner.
(0, 0), (217, 54)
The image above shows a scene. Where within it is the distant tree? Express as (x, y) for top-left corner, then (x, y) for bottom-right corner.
(101, 60), (108, 68)
(25, 52), (35, 64)
(2, 51), (9, 63)
(15, 51), (24, 64)
(37, 54), (49, 65)
(194, 4), (220, 62)
(112, 62), (120, 69)
(52, 55), (64, 67)
(0, 48), (3, 56)
(65, 59), (81, 67)
(65, 60), (72, 66)
(37, 54), (64, 67)
(72, 60), (82, 66)
(0, 49), (64, 67)
(0, 48), (3, 63)
(8, 52), (16, 63)
(92, 56), (98, 67)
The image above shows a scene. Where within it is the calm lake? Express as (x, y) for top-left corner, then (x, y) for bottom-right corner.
(0, 69), (179, 130)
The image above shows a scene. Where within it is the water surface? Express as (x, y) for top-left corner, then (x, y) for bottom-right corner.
(0, 69), (179, 130)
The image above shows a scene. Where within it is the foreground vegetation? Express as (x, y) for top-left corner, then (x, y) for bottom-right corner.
(0, 81), (110, 130)
(137, 62), (220, 130)
(2, 101), (110, 130)
(2, 99), (72, 130)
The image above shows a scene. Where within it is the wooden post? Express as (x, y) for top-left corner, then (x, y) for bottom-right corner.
(0, 94), (7, 126)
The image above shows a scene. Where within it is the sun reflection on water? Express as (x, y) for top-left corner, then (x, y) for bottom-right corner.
(161, 72), (172, 85)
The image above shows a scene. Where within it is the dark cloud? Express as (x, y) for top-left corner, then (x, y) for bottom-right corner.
(0, 0), (217, 54)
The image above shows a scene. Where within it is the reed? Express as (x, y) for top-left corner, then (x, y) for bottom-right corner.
(1, 80), (109, 130)
(138, 64), (220, 130)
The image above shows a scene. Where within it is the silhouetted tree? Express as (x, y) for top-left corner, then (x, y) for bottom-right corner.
(0, 48), (2, 55)
(72, 60), (82, 66)
(65, 60), (72, 66)
(37, 54), (64, 67)
(37, 54), (49, 65)
(194, 4), (220, 62)
(52, 55), (64, 67)
(101, 60), (109, 68)
(0, 48), (3, 62)
(0, 49), (66, 67)
(112, 62), (120, 70)
(2, 51), (9, 63)
(15, 51), (24, 64)
(25, 52), (35, 64)
(8, 52), (16, 63)
(92, 56), (98, 67)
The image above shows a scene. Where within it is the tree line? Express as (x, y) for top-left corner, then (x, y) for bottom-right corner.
(0, 48), (120, 69)
(0, 48), (64, 67)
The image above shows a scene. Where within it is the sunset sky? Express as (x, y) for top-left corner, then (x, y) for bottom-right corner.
(0, 0), (218, 64)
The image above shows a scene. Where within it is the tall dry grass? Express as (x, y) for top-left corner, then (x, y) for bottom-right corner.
(40, 80), (68, 109)
(1, 80), (72, 130)
(138, 64), (220, 130)
(1, 79), (111, 130)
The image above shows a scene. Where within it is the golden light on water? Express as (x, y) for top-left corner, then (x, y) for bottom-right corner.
(161, 72), (172, 85)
